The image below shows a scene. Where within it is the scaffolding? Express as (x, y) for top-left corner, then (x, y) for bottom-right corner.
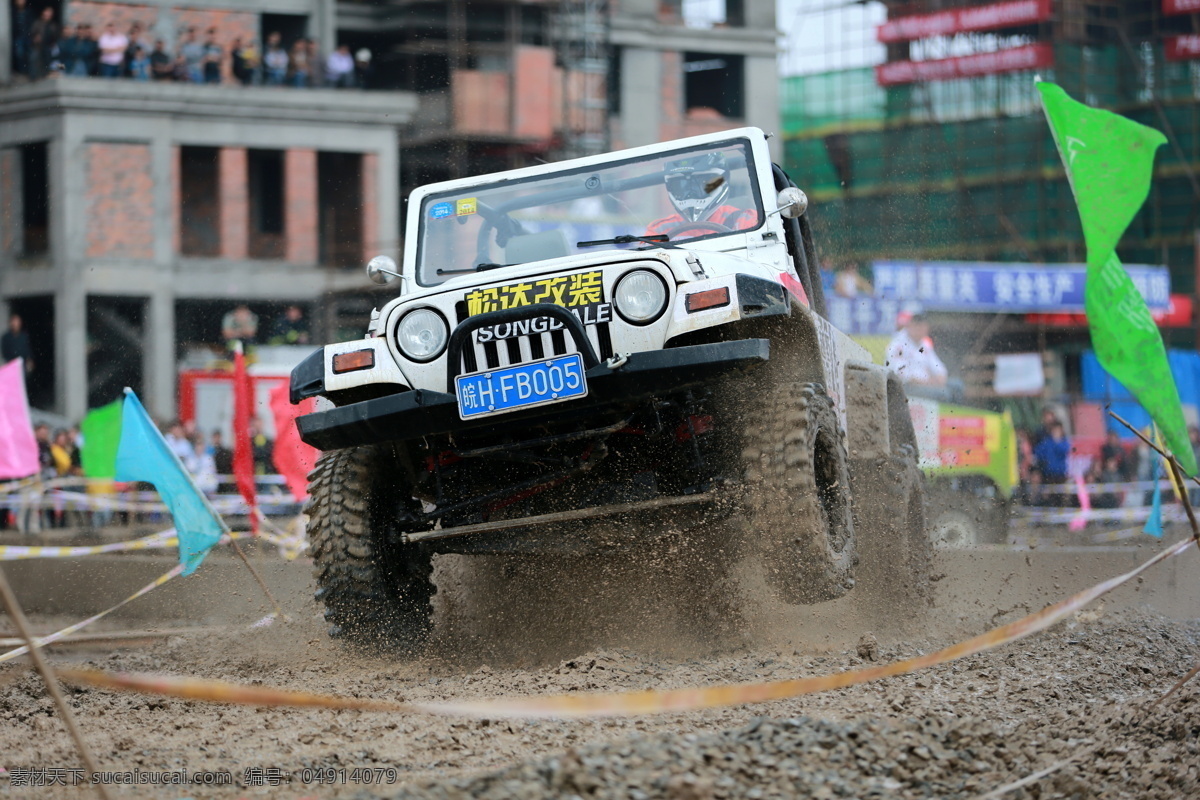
(780, 0), (1200, 294)
(556, 0), (612, 160)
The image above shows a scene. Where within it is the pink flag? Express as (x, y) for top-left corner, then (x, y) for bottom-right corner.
(0, 359), (39, 480)
(269, 381), (318, 502)
(1068, 473), (1092, 531)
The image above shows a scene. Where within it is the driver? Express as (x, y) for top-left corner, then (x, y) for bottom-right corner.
(645, 153), (758, 238)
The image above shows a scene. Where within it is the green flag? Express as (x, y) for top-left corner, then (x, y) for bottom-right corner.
(80, 399), (123, 479)
(1037, 82), (1196, 475)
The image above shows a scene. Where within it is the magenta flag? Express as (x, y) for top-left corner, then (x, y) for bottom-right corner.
(0, 359), (39, 480)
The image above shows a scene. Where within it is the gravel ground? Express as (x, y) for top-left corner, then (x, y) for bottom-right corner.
(1, 598), (1197, 799)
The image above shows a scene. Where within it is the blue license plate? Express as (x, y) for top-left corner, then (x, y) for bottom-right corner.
(455, 354), (588, 419)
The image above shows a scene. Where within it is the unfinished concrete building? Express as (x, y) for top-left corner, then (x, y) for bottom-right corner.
(0, 0), (778, 419)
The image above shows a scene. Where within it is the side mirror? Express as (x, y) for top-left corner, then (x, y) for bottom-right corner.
(366, 255), (401, 285)
(775, 187), (808, 219)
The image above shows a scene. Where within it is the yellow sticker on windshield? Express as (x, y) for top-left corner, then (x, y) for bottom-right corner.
(456, 197), (477, 216)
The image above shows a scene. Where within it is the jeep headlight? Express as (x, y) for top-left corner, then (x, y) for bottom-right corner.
(395, 308), (448, 362)
(614, 270), (668, 325)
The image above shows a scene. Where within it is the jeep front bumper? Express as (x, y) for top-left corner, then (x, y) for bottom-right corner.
(295, 338), (769, 451)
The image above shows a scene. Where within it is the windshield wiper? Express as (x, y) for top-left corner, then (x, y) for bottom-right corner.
(576, 234), (676, 249)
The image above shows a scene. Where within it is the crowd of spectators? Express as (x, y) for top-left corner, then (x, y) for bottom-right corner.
(10, 2), (371, 88)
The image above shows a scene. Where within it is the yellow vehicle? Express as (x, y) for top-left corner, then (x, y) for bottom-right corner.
(908, 397), (1019, 546)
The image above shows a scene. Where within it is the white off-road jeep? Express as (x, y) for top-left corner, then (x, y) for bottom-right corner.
(291, 127), (928, 648)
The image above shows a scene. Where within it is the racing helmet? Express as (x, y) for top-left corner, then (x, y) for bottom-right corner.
(662, 152), (731, 223)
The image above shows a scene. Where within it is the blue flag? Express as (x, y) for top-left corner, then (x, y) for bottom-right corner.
(115, 390), (224, 574)
(1143, 455), (1163, 540)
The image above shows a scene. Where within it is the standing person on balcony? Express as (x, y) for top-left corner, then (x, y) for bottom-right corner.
(230, 37), (255, 85)
(201, 27), (222, 84)
(150, 39), (173, 81)
(29, 6), (59, 79)
(325, 44), (355, 88)
(97, 22), (128, 78)
(78, 23), (99, 76)
(263, 31), (288, 86)
(287, 39), (309, 87)
(57, 24), (85, 76)
(12, 0), (32, 77)
(179, 27), (204, 83)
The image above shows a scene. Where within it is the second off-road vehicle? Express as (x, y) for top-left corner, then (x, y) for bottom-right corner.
(291, 127), (929, 647)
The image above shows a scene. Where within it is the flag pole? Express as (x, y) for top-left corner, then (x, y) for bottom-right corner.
(122, 388), (285, 620)
(0, 565), (112, 800)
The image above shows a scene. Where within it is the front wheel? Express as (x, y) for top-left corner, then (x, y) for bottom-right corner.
(306, 444), (436, 651)
(738, 381), (856, 604)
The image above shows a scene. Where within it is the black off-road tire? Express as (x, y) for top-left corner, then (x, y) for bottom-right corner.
(306, 444), (435, 651)
(740, 381), (856, 604)
(856, 450), (932, 608)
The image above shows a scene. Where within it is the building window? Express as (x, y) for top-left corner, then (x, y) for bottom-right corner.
(318, 152), (364, 267)
(248, 149), (285, 259)
(684, 51), (745, 119)
(179, 146), (220, 257)
(21, 142), (49, 257)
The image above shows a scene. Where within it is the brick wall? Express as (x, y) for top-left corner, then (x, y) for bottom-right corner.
(285, 149), (318, 264)
(67, 2), (258, 84)
(361, 152), (378, 262)
(218, 147), (248, 260)
(85, 142), (155, 260)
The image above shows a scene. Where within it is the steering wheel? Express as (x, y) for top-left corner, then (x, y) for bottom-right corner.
(474, 210), (527, 266)
(660, 220), (734, 238)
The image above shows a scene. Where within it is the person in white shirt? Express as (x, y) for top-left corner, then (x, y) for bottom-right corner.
(886, 312), (948, 388)
(325, 44), (355, 88)
(97, 22), (128, 78)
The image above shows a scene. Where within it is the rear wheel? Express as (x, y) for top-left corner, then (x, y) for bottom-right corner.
(739, 381), (856, 604)
(306, 444), (436, 650)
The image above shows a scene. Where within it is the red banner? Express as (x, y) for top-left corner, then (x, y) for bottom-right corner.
(1025, 295), (1194, 328)
(876, 44), (1054, 86)
(877, 0), (1052, 43)
(1165, 35), (1200, 61)
(1164, 0), (1200, 17)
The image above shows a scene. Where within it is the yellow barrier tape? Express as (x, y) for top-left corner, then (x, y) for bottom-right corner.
(57, 537), (1196, 719)
(0, 528), (305, 561)
(0, 564), (185, 664)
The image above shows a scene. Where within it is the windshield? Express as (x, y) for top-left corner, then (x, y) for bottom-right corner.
(414, 138), (764, 286)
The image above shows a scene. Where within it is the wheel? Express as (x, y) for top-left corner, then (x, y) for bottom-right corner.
(661, 220), (733, 238)
(739, 381), (856, 604)
(927, 488), (1007, 547)
(856, 452), (932, 607)
(306, 444), (436, 650)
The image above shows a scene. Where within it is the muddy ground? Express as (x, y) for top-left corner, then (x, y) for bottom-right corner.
(1, 530), (1198, 799)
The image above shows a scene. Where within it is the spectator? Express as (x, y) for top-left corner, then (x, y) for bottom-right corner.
(78, 23), (99, 76)
(210, 430), (234, 476)
(1099, 430), (1132, 481)
(886, 312), (947, 389)
(263, 31), (288, 86)
(222, 304), (259, 350)
(1033, 419), (1070, 505)
(833, 263), (872, 299)
(12, 0), (32, 77)
(97, 21), (128, 78)
(129, 44), (151, 80)
(29, 6), (59, 80)
(179, 27), (204, 83)
(50, 428), (80, 477)
(1014, 429), (1036, 505)
(1089, 456), (1122, 510)
(163, 420), (193, 463)
(150, 39), (174, 80)
(269, 305), (310, 346)
(288, 39), (310, 87)
(185, 435), (218, 495)
(354, 47), (373, 88)
(58, 24), (86, 76)
(249, 418), (274, 475)
(202, 27), (222, 84)
(172, 51), (188, 82)
(326, 44), (355, 88)
(230, 37), (256, 85)
(1, 313), (34, 374)
(125, 20), (151, 74)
